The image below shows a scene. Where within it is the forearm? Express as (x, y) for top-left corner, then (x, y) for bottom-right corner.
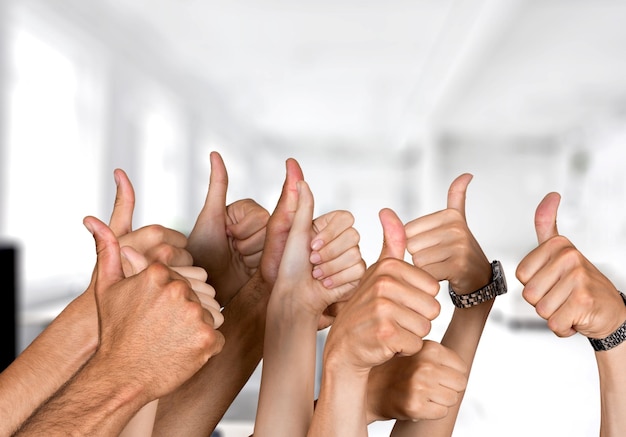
(254, 298), (318, 437)
(392, 300), (493, 437)
(153, 273), (270, 437)
(14, 354), (146, 436)
(0, 292), (97, 435)
(309, 361), (369, 437)
(595, 342), (626, 437)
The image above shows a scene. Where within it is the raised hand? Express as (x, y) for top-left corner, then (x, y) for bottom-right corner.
(367, 340), (468, 423)
(187, 151), (269, 306)
(516, 192), (626, 339)
(308, 209), (440, 437)
(405, 173), (491, 295)
(271, 181), (363, 320)
(87, 215), (225, 399)
(14, 219), (225, 436)
(323, 208), (440, 373)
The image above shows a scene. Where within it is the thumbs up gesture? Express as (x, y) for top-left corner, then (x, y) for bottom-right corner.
(405, 173), (492, 295)
(321, 208), (441, 373)
(187, 152), (270, 307)
(84, 216), (225, 403)
(516, 193), (626, 339)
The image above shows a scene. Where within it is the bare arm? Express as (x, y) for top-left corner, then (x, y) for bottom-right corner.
(596, 344), (626, 437)
(517, 192), (626, 437)
(15, 217), (224, 436)
(254, 178), (365, 437)
(392, 173), (496, 436)
(153, 271), (270, 436)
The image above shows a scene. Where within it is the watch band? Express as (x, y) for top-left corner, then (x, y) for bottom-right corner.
(588, 291), (626, 352)
(448, 260), (507, 309)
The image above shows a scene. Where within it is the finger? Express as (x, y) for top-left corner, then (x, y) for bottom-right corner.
(120, 246), (149, 276)
(377, 208), (407, 261)
(263, 158), (305, 269)
(205, 151), (229, 222)
(230, 226), (267, 257)
(535, 192), (561, 245)
(84, 216), (124, 291)
(203, 306), (225, 330)
(192, 282), (220, 305)
(294, 180), (315, 234)
(313, 244), (363, 281)
(446, 173), (473, 220)
(171, 265), (209, 282)
(108, 169), (135, 237)
(311, 210), (355, 251)
(317, 260), (365, 291)
(278, 158), (305, 211)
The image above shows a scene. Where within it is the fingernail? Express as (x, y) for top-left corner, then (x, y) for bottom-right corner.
(310, 252), (321, 264)
(312, 268), (323, 279)
(323, 278), (333, 288)
(311, 239), (323, 251)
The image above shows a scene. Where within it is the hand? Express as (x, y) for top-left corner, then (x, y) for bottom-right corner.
(367, 340), (468, 422)
(516, 192), (626, 339)
(405, 173), (491, 294)
(187, 152), (269, 306)
(322, 208), (441, 374)
(122, 249), (224, 330)
(311, 209), (366, 328)
(84, 216), (225, 401)
(271, 181), (365, 328)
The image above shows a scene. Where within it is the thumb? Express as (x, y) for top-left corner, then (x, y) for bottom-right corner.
(84, 216), (125, 293)
(377, 208), (407, 261)
(278, 180), (315, 273)
(292, 180), (315, 238)
(447, 173), (473, 220)
(204, 151), (228, 221)
(260, 158), (305, 284)
(268, 158), (305, 226)
(120, 246), (149, 277)
(108, 169), (135, 237)
(534, 192), (561, 244)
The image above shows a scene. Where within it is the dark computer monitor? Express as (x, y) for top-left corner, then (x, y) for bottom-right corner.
(0, 245), (17, 371)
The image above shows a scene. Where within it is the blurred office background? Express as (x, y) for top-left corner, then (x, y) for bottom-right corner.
(1, 0), (626, 435)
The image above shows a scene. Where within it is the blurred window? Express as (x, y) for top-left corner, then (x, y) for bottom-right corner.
(5, 19), (105, 305)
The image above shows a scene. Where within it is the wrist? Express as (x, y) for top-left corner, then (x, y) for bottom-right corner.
(588, 291), (626, 352)
(448, 260), (507, 309)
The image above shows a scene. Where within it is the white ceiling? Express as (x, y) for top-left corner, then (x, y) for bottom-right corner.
(88, 0), (626, 147)
(15, 0), (626, 150)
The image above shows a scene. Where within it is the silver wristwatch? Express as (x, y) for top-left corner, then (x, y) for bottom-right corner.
(588, 291), (626, 352)
(448, 260), (507, 308)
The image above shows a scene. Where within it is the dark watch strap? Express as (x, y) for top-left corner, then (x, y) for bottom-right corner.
(448, 260), (507, 309)
(588, 291), (626, 352)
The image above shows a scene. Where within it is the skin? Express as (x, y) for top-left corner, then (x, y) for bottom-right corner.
(308, 208), (441, 437)
(391, 173), (496, 436)
(13, 216), (224, 436)
(0, 169), (201, 436)
(187, 151), (269, 307)
(516, 192), (626, 437)
(366, 340), (468, 424)
(153, 157), (365, 436)
(254, 178), (365, 437)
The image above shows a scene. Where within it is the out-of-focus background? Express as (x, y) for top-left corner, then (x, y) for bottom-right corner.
(1, 0), (626, 435)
